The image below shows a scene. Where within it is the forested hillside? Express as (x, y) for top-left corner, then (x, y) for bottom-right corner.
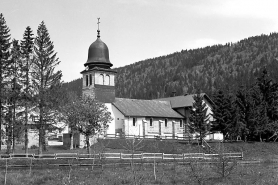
(64, 33), (278, 99)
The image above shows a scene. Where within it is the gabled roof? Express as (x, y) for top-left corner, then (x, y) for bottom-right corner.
(156, 93), (214, 109)
(112, 98), (183, 118)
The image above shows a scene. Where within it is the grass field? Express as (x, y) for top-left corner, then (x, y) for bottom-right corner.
(1, 139), (278, 184)
(0, 161), (278, 184)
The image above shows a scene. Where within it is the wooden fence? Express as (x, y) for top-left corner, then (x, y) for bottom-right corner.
(0, 152), (243, 160)
(105, 134), (192, 141)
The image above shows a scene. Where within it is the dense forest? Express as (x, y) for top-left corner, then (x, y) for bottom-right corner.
(64, 32), (278, 99)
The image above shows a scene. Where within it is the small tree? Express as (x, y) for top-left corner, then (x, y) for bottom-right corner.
(189, 91), (210, 145)
(60, 92), (80, 149)
(75, 96), (112, 154)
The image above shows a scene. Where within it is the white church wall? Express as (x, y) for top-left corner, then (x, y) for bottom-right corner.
(111, 105), (125, 132)
(104, 103), (115, 135)
(123, 117), (145, 136)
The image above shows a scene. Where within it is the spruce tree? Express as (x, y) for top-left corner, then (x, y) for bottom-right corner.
(235, 86), (255, 141)
(33, 21), (62, 155)
(253, 68), (278, 140)
(9, 39), (22, 152)
(211, 90), (229, 139)
(189, 91), (210, 145)
(20, 26), (34, 153)
(0, 13), (11, 150)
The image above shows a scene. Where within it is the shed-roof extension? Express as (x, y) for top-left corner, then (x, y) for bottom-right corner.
(113, 98), (183, 118)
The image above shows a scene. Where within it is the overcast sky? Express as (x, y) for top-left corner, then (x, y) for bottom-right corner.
(1, 0), (278, 82)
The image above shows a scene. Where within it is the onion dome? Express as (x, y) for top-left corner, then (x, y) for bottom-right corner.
(84, 28), (113, 69)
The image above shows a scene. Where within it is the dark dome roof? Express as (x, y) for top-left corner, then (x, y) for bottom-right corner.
(84, 38), (113, 69)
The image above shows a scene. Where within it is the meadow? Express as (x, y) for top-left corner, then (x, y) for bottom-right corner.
(1, 139), (278, 185)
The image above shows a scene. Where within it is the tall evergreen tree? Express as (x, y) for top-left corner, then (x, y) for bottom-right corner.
(251, 68), (278, 140)
(189, 91), (210, 145)
(20, 26), (34, 153)
(211, 90), (230, 140)
(0, 13), (11, 150)
(235, 86), (255, 141)
(32, 21), (62, 155)
(9, 39), (22, 152)
(256, 68), (278, 123)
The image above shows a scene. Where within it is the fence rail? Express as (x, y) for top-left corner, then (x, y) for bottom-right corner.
(105, 134), (192, 141)
(0, 152), (243, 160)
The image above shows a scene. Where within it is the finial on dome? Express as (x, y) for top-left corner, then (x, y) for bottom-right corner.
(97, 17), (100, 38)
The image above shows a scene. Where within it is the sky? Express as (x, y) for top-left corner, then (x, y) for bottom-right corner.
(1, 0), (278, 82)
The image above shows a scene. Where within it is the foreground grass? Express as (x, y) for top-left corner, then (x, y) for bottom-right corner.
(0, 162), (277, 185)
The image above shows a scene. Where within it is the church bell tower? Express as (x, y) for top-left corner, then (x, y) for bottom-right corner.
(81, 18), (117, 103)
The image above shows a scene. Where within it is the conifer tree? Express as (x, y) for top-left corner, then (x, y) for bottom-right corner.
(189, 91), (210, 145)
(20, 26), (34, 153)
(9, 39), (22, 152)
(235, 86), (255, 141)
(256, 68), (278, 123)
(211, 90), (230, 140)
(0, 13), (11, 150)
(33, 21), (62, 155)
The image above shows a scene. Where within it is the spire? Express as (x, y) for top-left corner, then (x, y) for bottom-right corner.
(97, 17), (100, 38)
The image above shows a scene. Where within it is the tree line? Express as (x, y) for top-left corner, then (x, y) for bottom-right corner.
(0, 13), (63, 154)
(0, 13), (112, 155)
(190, 68), (278, 142)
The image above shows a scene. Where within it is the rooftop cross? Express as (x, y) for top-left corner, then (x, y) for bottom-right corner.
(97, 17), (100, 38)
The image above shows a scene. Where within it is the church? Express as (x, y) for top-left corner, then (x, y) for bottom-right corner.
(73, 21), (217, 146)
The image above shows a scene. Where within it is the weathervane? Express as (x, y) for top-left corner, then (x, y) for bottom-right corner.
(97, 17), (100, 38)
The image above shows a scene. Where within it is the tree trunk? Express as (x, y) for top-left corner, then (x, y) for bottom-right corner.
(25, 59), (29, 153)
(43, 129), (47, 151)
(24, 105), (28, 153)
(12, 101), (15, 152)
(6, 126), (12, 154)
(70, 131), (73, 150)
(0, 98), (2, 151)
(6, 108), (12, 154)
(38, 114), (43, 155)
(86, 136), (90, 154)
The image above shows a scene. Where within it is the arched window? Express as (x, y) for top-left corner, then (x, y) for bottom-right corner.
(86, 75), (88, 86)
(89, 74), (92, 85)
(105, 75), (110, 85)
(99, 74), (104, 85)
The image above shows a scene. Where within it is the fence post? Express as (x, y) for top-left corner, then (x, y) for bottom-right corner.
(183, 153), (185, 164)
(162, 153), (164, 160)
(120, 153), (122, 159)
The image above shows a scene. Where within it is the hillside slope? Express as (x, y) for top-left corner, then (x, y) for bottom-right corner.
(64, 33), (278, 99)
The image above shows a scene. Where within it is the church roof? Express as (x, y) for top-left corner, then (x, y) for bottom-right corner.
(113, 98), (184, 118)
(156, 93), (214, 108)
